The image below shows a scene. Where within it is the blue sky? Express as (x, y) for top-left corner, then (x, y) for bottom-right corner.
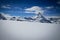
(0, 0), (60, 17)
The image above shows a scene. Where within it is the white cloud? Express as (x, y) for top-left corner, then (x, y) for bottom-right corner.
(57, 1), (60, 4)
(24, 6), (44, 14)
(45, 6), (54, 9)
(1, 5), (11, 9)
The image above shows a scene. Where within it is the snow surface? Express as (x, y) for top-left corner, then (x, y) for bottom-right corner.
(0, 20), (60, 40)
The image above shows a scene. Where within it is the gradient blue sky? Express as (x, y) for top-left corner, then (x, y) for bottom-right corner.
(0, 0), (60, 17)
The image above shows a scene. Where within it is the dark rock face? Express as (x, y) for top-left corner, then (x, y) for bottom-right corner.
(10, 17), (16, 20)
(24, 17), (35, 20)
(40, 19), (51, 23)
(0, 14), (7, 20)
(35, 12), (52, 23)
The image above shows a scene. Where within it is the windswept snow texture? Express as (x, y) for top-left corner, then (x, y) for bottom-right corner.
(0, 20), (60, 40)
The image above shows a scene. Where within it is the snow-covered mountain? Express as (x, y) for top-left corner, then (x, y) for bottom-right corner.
(0, 13), (7, 20)
(0, 13), (21, 21)
(0, 13), (12, 20)
(0, 13), (60, 24)
(34, 12), (51, 23)
(45, 16), (60, 24)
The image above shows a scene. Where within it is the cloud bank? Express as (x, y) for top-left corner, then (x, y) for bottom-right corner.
(24, 6), (44, 14)
(1, 5), (11, 9)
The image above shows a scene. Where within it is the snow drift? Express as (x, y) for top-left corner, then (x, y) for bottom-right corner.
(0, 20), (60, 40)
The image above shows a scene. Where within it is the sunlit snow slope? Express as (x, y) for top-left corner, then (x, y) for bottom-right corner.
(0, 20), (60, 40)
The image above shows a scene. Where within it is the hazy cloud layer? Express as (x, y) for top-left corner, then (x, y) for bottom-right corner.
(24, 6), (44, 14)
(1, 5), (11, 9)
(45, 6), (54, 9)
(57, 1), (60, 4)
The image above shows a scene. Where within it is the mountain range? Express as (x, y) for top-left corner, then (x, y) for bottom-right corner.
(0, 13), (60, 24)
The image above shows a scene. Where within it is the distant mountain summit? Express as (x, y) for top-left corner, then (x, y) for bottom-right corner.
(34, 12), (51, 23)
